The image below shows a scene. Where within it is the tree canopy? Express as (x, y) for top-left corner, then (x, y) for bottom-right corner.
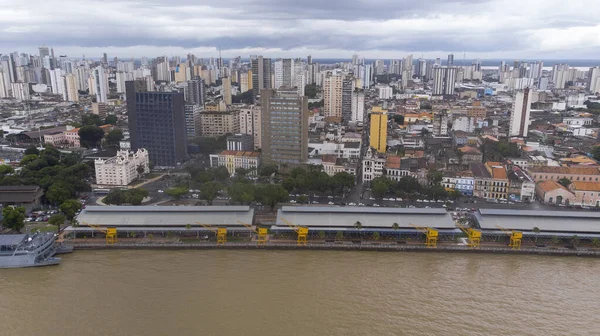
(304, 83), (317, 98)
(200, 181), (222, 205)
(2, 206), (25, 232)
(104, 115), (118, 125)
(59, 199), (82, 220)
(104, 129), (123, 148)
(166, 187), (188, 200)
(103, 188), (149, 205)
(82, 114), (104, 126)
(78, 125), (105, 148)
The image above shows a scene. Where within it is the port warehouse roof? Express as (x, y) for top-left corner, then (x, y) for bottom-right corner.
(275, 206), (457, 230)
(74, 206), (254, 228)
(475, 209), (600, 234)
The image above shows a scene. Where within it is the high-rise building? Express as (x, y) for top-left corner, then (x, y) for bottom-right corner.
(184, 77), (205, 106)
(432, 66), (456, 95)
(552, 64), (569, 89)
(447, 54), (454, 66)
(64, 73), (79, 102)
(184, 104), (201, 139)
(432, 67), (445, 95)
(444, 67), (457, 95)
(239, 106), (262, 149)
(369, 106), (387, 153)
(102, 53), (108, 65)
(116, 71), (133, 93)
(586, 67), (600, 94)
(240, 71), (250, 93)
(0, 71), (7, 98)
(341, 78), (353, 123)
(374, 60), (385, 75)
(509, 88), (532, 137)
(38, 46), (50, 59)
(390, 60), (403, 75)
(351, 90), (365, 122)
(323, 74), (343, 122)
(362, 65), (373, 89)
(49, 69), (65, 97)
(92, 66), (107, 103)
(126, 80), (187, 167)
(432, 110), (449, 136)
(274, 59), (293, 89)
(260, 88), (308, 164)
(155, 60), (170, 82)
(403, 54), (413, 77)
(11, 82), (29, 101)
(417, 59), (427, 78)
(251, 56), (271, 95)
(425, 60), (435, 81)
(222, 76), (232, 105)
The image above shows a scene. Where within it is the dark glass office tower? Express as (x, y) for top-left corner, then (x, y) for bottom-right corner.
(126, 80), (187, 167)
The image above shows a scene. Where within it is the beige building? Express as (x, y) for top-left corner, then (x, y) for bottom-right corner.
(472, 162), (509, 200)
(64, 73), (79, 102)
(174, 63), (188, 82)
(209, 150), (260, 176)
(95, 149), (150, 186)
(240, 71), (252, 93)
(535, 180), (574, 205)
(222, 76), (232, 105)
(570, 181), (600, 207)
(528, 166), (600, 183)
(323, 74), (343, 122)
(239, 105), (262, 149)
(199, 110), (240, 137)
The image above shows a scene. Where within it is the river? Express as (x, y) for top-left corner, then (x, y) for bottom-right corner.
(1, 250), (599, 336)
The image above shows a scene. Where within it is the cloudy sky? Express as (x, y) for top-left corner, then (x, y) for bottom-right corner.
(1, 0), (600, 59)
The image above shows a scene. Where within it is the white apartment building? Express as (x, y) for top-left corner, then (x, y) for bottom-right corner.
(509, 88), (532, 137)
(362, 148), (386, 183)
(95, 149), (150, 186)
(351, 90), (365, 122)
(378, 86), (393, 99)
(239, 106), (262, 149)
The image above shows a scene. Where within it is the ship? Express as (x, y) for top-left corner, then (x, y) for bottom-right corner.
(0, 232), (62, 268)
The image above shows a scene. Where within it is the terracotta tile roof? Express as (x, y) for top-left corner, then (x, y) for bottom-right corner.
(385, 155), (402, 169)
(571, 181), (600, 192)
(529, 166), (600, 175)
(458, 146), (481, 154)
(537, 180), (569, 193)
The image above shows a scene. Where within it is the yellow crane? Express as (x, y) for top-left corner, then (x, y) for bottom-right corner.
(197, 222), (227, 245)
(496, 225), (523, 250)
(280, 217), (308, 246)
(410, 224), (439, 248)
(82, 222), (117, 244)
(457, 223), (481, 248)
(237, 220), (268, 246)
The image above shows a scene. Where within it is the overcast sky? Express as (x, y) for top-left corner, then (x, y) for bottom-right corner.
(1, 0), (600, 59)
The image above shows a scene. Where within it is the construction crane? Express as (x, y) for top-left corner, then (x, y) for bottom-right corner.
(237, 220), (268, 246)
(280, 217), (308, 246)
(82, 222), (117, 244)
(457, 223), (481, 248)
(410, 224), (438, 248)
(496, 225), (523, 250)
(197, 222), (227, 245)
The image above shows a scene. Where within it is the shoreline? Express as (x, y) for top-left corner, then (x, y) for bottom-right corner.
(68, 242), (600, 258)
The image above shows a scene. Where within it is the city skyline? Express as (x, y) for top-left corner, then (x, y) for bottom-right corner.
(1, 0), (600, 59)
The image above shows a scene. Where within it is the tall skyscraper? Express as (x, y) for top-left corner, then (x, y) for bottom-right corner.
(509, 88), (532, 137)
(447, 54), (454, 66)
(222, 76), (232, 105)
(351, 90), (365, 122)
(251, 56), (271, 95)
(38, 46), (50, 59)
(184, 77), (205, 106)
(92, 66), (107, 103)
(126, 80), (188, 167)
(341, 78), (353, 123)
(432, 66), (456, 95)
(425, 60), (435, 81)
(64, 73), (79, 102)
(369, 107), (388, 153)
(102, 53), (108, 65)
(274, 59), (293, 88)
(587, 67), (600, 94)
(323, 74), (343, 122)
(0, 71), (8, 98)
(432, 67), (445, 95)
(260, 88), (308, 164)
(444, 67), (457, 95)
(417, 59), (427, 78)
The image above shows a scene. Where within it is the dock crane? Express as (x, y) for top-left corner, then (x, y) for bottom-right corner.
(410, 224), (438, 248)
(197, 222), (227, 245)
(82, 222), (117, 244)
(457, 223), (481, 248)
(237, 220), (268, 246)
(496, 225), (523, 250)
(280, 217), (308, 246)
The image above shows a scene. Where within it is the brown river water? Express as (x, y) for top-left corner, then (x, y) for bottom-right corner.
(1, 250), (599, 336)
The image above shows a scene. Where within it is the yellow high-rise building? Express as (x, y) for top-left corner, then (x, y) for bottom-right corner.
(369, 106), (388, 153)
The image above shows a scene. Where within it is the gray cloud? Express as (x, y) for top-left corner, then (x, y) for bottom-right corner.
(1, 0), (599, 58)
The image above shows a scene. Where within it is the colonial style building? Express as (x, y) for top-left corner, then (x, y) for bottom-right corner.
(209, 150), (260, 176)
(95, 149), (149, 186)
(471, 162), (509, 200)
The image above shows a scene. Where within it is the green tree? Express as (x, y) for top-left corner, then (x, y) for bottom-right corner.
(448, 189), (462, 200)
(24, 146), (40, 156)
(427, 169), (443, 185)
(59, 199), (82, 220)
(46, 181), (75, 205)
(571, 235), (580, 247)
(228, 183), (256, 204)
(591, 237), (600, 248)
(533, 227), (541, 244)
(393, 222), (400, 240)
(558, 178), (572, 188)
(372, 177), (391, 198)
(200, 181), (222, 205)
(255, 184), (288, 210)
(0, 165), (14, 176)
(48, 214), (67, 232)
(78, 125), (105, 148)
(104, 115), (118, 125)
(104, 129), (124, 148)
(212, 166), (231, 181)
(259, 164), (279, 177)
(20, 154), (39, 166)
(332, 172), (355, 197)
(166, 187), (188, 200)
(354, 221), (362, 230)
(82, 113), (103, 126)
(318, 230), (326, 239)
(304, 83), (317, 98)
(372, 232), (381, 241)
(2, 206), (25, 232)
(336, 231), (344, 240)
(552, 236), (560, 244)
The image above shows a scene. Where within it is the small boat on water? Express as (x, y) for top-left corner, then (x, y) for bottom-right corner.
(0, 232), (62, 268)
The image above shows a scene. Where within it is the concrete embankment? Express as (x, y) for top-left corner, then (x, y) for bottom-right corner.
(69, 242), (600, 257)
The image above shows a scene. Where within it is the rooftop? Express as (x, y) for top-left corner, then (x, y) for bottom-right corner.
(571, 181), (600, 192)
(537, 180), (569, 193)
(475, 209), (600, 233)
(219, 151), (260, 157)
(276, 206), (456, 229)
(528, 166), (600, 175)
(0, 186), (44, 203)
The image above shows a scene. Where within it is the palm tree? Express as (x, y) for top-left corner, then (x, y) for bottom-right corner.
(392, 222), (400, 240)
(186, 223), (192, 231)
(533, 227), (541, 244)
(373, 232), (381, 241)
(318, 230), (326, 240)
(591, 238), (600, 248)
(354, 221), (363, 230)
(571, 235), (580, 247)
